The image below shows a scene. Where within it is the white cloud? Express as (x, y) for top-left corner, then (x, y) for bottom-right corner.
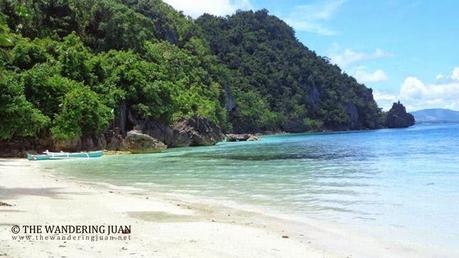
(283, 0), (346, 36)
(329, 47), (392, 68)
(373, 90), (398, 111)
(400, 77), (459, 111)
(399, 77), (427, 100)
(163, 0), (252, 18)
(374, 67), (459, 111)
(354, 67), (388, 83)
(435, 74), (445, 80)
(374, 90), (397, 102)
(451, 67), (459, 81)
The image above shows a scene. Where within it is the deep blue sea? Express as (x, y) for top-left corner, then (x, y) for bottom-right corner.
(42, 123), (459, 253)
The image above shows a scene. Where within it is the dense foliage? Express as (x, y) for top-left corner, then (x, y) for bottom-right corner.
(0, 0), (225, 143)
(197, 10), (384, 132)
(0, 0), (384, 147)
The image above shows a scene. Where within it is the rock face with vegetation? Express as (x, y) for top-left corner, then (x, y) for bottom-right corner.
(0, 0), (402, 156)
(124, 130), (166, 153)
(385, 102), (415, 128)
(196, 10), (384, 132)
(171, 116), (225, 146)
(131, 116), (224, 147)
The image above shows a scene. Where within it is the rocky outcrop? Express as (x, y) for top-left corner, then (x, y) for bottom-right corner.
(226, 133), (259, 142)
(385, 101), (415, 128)
(54, 135), (106, 152)
(112, 116), (241, 147)
(307, 85), (321, 113)
(0, 139), (38, 158)
(0, 116), (224, 157)
(171, 116), (225, 147)
(104, 129), (126, 150)
(134, 120), (176, 146)
(130, 115), (224, 147)
(346, 102), (360, 129)
(124, 130), (166, 153)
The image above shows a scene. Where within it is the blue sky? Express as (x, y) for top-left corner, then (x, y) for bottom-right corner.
(164, 0), (459, 111)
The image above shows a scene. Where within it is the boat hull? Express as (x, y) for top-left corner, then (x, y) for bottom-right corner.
(27, 151), (103, 161)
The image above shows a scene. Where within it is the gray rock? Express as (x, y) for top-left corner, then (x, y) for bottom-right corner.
(385, 101), (415, 128)
(345, 102), (360, 129)
(171, 116), (225, 147)
(54, 137), (81, 152)
(307, 85), (321, 112)
(226, 133), (259, 142)
(129, 116), (224, 148)
(124, 130), (166, 153)
(133, 120), (175, 147)
(105, 129), (126, 150)
(247, 135), (259, 141)
(54, 135), (107, 152)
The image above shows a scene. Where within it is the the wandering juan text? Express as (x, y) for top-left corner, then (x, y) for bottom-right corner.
(17, 225), (131, 236)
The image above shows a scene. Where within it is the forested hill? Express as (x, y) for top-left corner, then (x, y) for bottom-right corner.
(411, 109), (459, 123)
(0, 0), (229, 144)
(1, 0), (385, 154)
(196, 10), (384, 132)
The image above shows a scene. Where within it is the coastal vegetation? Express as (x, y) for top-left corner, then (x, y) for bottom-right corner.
(0, 0), (410, 155)
(196, 11), (384, 132)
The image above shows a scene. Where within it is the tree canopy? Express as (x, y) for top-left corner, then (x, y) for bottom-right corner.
(0, 0), (385, 146)
(196, 10), (384, 132)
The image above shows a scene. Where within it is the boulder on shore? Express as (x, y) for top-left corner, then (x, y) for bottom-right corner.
(134, 116), (224, 147)
(226, 133), (259, 142)
(124, 130), (166, 153)
(385, 101), (415, 128)
(171, 116), (225, 147)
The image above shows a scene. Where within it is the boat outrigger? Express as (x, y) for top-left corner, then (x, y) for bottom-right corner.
(27, 150), (103, 161)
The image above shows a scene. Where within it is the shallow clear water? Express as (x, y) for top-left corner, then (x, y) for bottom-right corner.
(41, 123), (459, 251)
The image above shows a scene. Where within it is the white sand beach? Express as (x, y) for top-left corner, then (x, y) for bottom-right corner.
(0, 159), (447, 258)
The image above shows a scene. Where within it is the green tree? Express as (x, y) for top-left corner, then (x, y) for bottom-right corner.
(0, 71), (49, 140)
(143, 41), (222, 122)
(0, 14), (14, 75)
(0, 15), (13, 48)
(10, 38), (48, 70)
(57, 33), (92, 82)
(197, 10), (384, 131)
(52, 86), (112, 140)
(21, 63), (71, 118)
(231, 89), (283, 132)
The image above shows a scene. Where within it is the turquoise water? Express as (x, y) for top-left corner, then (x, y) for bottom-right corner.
(42, 123), (459, 252)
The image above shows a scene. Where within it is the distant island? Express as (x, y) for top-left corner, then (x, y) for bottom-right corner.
(411, 108), (459, 123)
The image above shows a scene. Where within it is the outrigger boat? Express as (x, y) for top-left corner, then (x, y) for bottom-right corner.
(27, 150), (103, 161)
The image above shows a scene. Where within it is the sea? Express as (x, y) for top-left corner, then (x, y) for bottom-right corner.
(40, 123), (459, 255)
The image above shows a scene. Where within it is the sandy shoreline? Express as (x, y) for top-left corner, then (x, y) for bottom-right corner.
(0, 159), (449, 258)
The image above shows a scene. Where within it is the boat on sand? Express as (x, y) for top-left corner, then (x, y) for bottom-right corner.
(27, 150), (103, 161)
